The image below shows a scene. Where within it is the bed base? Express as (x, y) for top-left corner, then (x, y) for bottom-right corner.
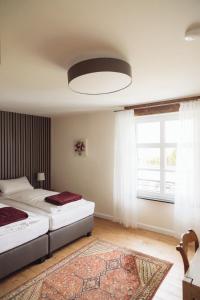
(0, 215), (94, 279)
(48, 215), (94, 255)
(0, 235), (48, 280)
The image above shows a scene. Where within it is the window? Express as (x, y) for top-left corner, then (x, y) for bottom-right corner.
(136, 113), (178, 203)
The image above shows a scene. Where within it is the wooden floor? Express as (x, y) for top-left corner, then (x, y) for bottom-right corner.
(0, 218), (183, 299)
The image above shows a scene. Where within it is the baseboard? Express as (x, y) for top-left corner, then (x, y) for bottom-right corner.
(95, 211), (175, 237)
(137, 222), (175, 237)
(94, 212), (114, 221)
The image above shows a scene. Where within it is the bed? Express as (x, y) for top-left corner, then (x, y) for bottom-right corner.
(0, 181), (95, 257)
(1, 197), (94, 256)
(0, 203), (49, 280)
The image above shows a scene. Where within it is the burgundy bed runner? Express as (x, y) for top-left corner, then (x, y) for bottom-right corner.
(0, 207), (28, 227)
(45, 191), (82, 206)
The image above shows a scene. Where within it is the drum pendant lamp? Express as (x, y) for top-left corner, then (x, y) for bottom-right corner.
(68, 58), (132, 95)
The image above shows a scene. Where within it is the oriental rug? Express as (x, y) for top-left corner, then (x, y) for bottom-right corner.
(1, 239), (172, 300)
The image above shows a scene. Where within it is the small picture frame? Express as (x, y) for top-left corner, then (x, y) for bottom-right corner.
(74, 139), (87, 156)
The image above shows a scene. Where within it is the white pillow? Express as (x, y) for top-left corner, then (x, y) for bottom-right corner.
(0, 177), (34, 195)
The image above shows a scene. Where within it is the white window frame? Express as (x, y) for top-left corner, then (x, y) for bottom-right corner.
(136, 112), (178, 203)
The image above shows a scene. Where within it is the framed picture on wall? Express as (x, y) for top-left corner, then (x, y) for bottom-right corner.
(74, 139), (87, 156)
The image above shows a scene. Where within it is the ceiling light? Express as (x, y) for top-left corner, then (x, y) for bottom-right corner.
(68, 58), (132, 95)
(185, 26), (200, 41)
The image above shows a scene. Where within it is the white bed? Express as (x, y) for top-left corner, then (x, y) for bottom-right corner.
(0, 180), (95, 255)
(0, 178), (94, 278)
(0, 196), (95, 231)
(0, 179), (95, 231)
(0, 203), (49, 254)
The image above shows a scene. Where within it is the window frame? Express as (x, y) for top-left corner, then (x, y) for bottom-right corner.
(136, 112), (178, 204)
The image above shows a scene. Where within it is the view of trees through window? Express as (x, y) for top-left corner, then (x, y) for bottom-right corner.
(136, 114), (178, 202)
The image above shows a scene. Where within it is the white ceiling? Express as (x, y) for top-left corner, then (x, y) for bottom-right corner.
(0, 0), (200, 116)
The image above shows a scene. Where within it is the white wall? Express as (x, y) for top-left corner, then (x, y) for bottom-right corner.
(52, 111), (174, 236)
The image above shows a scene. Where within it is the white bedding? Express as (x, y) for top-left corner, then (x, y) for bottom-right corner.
(0, 176), (33, 195)
(5, 189), (61, 213)
(0, 203), (49, 254)
(0, 196), (95, 231)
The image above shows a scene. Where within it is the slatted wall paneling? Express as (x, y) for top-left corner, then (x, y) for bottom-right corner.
(0, 111), (51, 189)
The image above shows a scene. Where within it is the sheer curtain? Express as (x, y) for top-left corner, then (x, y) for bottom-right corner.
(174, 100), (200, 238)
(113, 109), (138, 228)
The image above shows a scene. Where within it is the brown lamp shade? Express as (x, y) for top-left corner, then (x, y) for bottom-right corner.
(68, 58), (132, 95)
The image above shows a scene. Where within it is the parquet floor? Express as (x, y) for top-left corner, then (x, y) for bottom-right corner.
(0, 218), (183, 299)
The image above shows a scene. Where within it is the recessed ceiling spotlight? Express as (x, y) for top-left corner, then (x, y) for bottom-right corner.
(68, 58), (132, 95)
(185, 25), (200, 41)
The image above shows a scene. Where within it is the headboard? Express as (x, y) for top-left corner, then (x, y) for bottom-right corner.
(0, 111), (51, 189)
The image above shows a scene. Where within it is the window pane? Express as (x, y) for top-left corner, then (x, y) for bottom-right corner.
(138, 170), (160, 181)
(165, 171), (175, 182)
(165, 120), (179, 143)
(165, 172), (175, 195)
(165, 182), (175, 195)
(138, 148), (160, 169)
(165, 148), (176, 170)
(137, 122), (160, 143)
(138, 180), (160, 193)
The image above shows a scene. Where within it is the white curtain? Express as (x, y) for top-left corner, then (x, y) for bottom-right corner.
(113, 110), (138, 227)
(174, 100), (200, 238)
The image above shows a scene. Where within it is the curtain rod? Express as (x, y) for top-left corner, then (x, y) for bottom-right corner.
(114, 95), (200, 112)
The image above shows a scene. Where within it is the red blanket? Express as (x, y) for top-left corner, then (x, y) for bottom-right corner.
(0, 207), (28, 227)
(45, 191), (82, 206)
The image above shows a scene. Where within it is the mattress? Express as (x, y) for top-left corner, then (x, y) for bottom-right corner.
(0, 198), (95, 231)
(0, 203), (49, 254)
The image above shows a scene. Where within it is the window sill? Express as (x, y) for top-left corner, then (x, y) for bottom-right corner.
(137, 196), (174, 204)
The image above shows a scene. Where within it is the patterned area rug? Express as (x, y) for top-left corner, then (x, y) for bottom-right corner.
(2, 240), (172, 300)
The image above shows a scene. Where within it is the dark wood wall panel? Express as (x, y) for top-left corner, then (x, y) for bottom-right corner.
(0, 111), (51, 189)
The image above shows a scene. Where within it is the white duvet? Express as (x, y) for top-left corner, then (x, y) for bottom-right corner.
(0, 203), (49, 253)
(6, 189), (85, 214)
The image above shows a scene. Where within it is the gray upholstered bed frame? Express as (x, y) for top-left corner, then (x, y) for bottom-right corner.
(0, 235), (48, 280)
(48, 215), (93, 257)
(48, 215), (94, 256)
(0, 215), (94, 280)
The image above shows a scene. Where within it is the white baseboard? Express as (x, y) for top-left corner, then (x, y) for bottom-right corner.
(137, 222), (175, 237)
(95, 211), (175, 237)
(94, 212), (114, 221)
